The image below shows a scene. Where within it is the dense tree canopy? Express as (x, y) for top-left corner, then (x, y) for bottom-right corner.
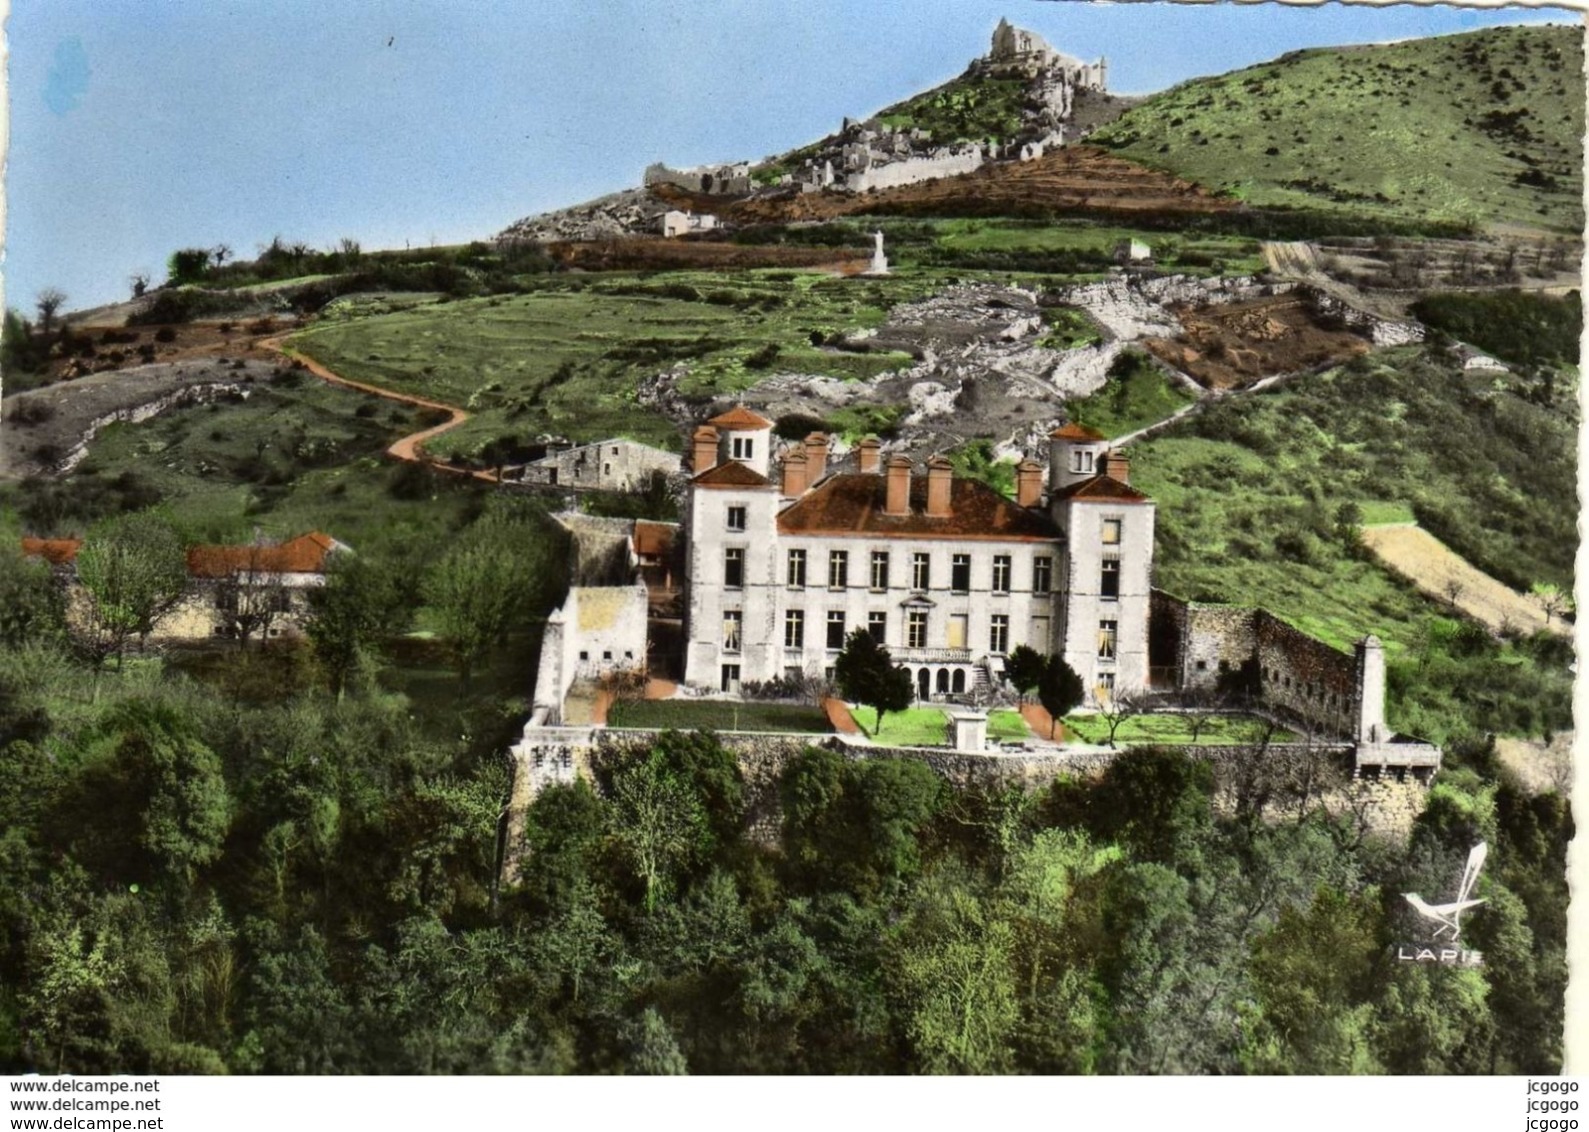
(0, 602), (1569, 1076)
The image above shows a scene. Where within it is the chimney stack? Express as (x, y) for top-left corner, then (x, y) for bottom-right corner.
(692, 426), (719, 474)
(1101, 450), (1130, 485)
(885, 455), (912, 516)
(1016, 458), (1044, 507)
(857, 436), (882, 474)
(926, 455), (953, 517)
(781, 449), (808, 497)
(803, 432), (829, 484)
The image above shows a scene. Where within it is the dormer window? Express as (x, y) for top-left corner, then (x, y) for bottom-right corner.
(732, 436), (754, 461)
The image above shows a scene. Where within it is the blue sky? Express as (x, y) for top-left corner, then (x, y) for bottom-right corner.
(4, 1), (1575, 313)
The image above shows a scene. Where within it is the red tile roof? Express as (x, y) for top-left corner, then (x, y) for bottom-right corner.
(1052, 475), (1152, 504)
(20, 537), (82, 566)
(708, 405), (773, 430)
(632, 520), (677, 558)
(185, 532), (343, 578)
(1050, 422), (1106, 441)
(778, 473), (1061, 541)
(692, 461), (773, 489)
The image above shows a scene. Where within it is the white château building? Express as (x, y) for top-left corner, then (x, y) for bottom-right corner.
(681, 407), (1154, 705)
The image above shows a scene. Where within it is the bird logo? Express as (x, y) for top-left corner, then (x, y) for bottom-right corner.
(1403, 842), (1487, 942)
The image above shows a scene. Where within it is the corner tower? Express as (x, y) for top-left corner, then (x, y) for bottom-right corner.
(708, 405), (774, 479)
(1050, 447), (1155, 705)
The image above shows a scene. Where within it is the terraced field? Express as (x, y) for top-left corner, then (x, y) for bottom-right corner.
(699, 146), (1238, 226)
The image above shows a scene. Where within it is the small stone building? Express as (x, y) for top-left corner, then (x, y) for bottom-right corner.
(661, 210), (720, 238)
(23, 530), (349, 643)
(514, 438), (682, 492)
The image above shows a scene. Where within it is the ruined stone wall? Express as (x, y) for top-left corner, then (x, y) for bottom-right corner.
(1254, 611), (1358, 738)
(643, 161), (752, 196)
(1152, 590), (1359, 739)
(1181, 603), (1257, 691)
(844, 149), (984, 194)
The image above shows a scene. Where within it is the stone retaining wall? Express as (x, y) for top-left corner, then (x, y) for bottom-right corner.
(506, 720), (1422, 883)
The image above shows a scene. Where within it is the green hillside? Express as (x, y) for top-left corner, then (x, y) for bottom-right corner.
(1092, 24), (1583, 231)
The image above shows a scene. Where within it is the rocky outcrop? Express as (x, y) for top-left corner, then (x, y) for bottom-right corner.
(498, 187), (670, 244)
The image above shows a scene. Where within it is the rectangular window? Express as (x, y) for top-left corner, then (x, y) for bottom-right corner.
(907, 609), (928, 649)
(1071, 449), (1094, 474)
(784, 609), (805, 650)
(828, 550), (849, 590)
(867, 611), (887, 643)
(992, 555), (1011, 594)
(787, 548), (807, 587)
(827, 610), (847, 650)
(990, 614), (1009, 654)
(951, 554), (971, 593)
(1098, 620), (1118, 660)
(1097, 672), (1116, 701)
(1102, 518), (1123, 545)
(1101, 558), (1120, 600)
(721, 664), (741, 693)
(724, 548), (744, 589)
(726, 505), (747, 532)
(1033, 556), (1052, 595)
(947, 614), (968, 649)
(722, 610), (742, 653)
(732, 437), (754, 460)
(870, 550), (890, 591)
(912, 552), (931, 592)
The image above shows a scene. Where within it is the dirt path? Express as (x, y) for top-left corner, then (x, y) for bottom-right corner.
(1019, 701), (1064, 743)
(1360, 523), (1566, 637)
(261, 335), (496, 482)
(822, 697), (861, 735)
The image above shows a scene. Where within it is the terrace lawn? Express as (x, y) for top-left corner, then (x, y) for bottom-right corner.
(850, 706), (950, 747)
(607, 699), (831, 734)
(1061, 712), (1294, 746)
(988, 709), (1030, 742)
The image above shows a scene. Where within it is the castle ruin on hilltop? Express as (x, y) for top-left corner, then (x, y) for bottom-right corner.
(644, 19), (1110, 200)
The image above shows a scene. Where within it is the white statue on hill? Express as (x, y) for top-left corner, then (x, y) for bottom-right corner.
(869, 230), (890, 275)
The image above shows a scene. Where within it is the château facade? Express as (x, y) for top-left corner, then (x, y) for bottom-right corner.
(681, 408), (1154, 705)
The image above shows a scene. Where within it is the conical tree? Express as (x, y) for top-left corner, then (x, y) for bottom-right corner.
(834, 628), (913, 739)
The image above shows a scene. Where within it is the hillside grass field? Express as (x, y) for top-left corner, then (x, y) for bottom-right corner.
(1092, 24), (1584, 231)
(287, 272), (945, 461)
(0, 372), (493, 561)
(1130, 344), (1575, 742)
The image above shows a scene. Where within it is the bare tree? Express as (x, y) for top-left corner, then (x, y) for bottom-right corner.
(1095, 690), (1145, 748)
(1532, 582), (1570, 626)
(1181, 685), (1229, 744)
(211, 244), (233, 270)
(129, 271), (151, 299)
(34, 288), (67, 336)
(214, 540), (291, 647)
